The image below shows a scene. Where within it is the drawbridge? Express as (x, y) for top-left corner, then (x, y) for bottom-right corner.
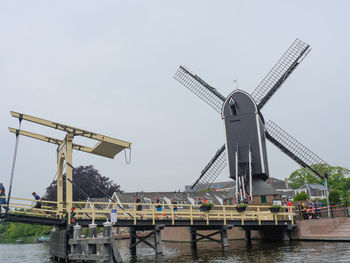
(1, 111), (295, 261)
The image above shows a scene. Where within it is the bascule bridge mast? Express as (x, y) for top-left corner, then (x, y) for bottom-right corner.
(9, 111), (131, 223)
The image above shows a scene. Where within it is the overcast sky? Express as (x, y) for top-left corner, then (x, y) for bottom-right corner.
(1, 1), (349, 199)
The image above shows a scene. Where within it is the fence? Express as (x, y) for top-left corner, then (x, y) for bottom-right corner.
(295, 203), (349, 220)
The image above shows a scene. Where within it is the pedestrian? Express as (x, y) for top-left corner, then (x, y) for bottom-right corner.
(135, 195), (143, 219)
(307, 198), (314, 219)
(32, 192), (47, 217)
(155, 196), (162, 220)
(197, 197), (205, 219)
(171, 198), (179, 219)
(0, 181), (9, 213)
(314, 199), (322, 219)
(287, 199), (293, 220)
(301, 201), (307, 220)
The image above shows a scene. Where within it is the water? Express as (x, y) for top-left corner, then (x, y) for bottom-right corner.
(0, 240), (350, 263)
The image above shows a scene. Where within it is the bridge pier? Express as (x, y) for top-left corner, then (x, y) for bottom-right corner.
(245, 229), (251, 244)
(282, 229), (291, 241)
(88, 223), (97, 254)
(50, 226), (68, 262)
(188, 225), (232, 249)
(128, 224), (165, 255)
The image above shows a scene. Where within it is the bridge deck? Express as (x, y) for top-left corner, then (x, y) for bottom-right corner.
(0, 197), (294, 229)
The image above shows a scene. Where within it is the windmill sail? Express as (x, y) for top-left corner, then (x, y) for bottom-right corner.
(265, 120), (326, 179)
(174, 66), (225, 113)
(191, 145), (227, 191)
(251, 39), (311, 110)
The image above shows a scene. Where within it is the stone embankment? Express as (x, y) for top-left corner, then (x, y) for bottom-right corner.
(160, 218), (350, 242)
(292, 217), (350, 241)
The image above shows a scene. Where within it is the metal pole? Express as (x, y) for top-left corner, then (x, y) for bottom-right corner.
(235, 152), (238, 203)
(325, 178), (331, 218)
(249, 150), (253, 203)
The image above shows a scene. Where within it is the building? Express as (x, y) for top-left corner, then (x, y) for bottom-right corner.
(184, 181), (235, 192)
(295, 184), (327, 199)
(266, 177), (294, 199)
(223, 178), (281, 205)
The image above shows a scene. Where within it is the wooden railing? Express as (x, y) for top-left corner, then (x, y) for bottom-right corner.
(72, 201), (294, 226)
(0, 196), (59, 218)
(1, 197), (294, 226)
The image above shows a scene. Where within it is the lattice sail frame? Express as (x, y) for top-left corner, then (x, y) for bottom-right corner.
(265, 120), (327, 178)
(174, 66), (225, 113)
(251, 39), (311, 109)
(191, 145), (227, 191)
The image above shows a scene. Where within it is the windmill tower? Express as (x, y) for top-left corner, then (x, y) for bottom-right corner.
(174, 39), (328, 203)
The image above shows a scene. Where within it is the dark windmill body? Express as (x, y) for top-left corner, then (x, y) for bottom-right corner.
(222, 90), (269, 202)
(174, 39), (330, 204)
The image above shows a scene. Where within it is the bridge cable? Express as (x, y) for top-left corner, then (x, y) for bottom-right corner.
(124, 147), (132, 165)
(66, 178), (110, 220)
(5, 115), (23, 216)
(66, 162), (133, 219)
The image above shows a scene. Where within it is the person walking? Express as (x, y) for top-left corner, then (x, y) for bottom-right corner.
(32, 192), (47, 217)
(0, 182), (9, 213)
(171, 198), (179, 219)
(155, 196), (162, 220)
(314, 199), (322, 219)
(135, 195), (143, 219)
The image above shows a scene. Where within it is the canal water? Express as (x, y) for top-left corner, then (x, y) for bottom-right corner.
(0, 240), (349, 262)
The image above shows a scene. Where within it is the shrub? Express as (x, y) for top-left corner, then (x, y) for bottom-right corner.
(293, 192), (309, 201)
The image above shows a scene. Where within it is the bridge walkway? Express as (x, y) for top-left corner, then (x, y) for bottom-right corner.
(0, 196), (294, 228)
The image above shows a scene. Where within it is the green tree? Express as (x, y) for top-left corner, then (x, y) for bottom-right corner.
(293, 192), (309, 201)
(329, 190), (341, 204)
(289, 164), (350, 189)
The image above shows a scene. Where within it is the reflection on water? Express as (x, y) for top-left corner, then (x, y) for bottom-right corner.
(0, 239), (350, 262)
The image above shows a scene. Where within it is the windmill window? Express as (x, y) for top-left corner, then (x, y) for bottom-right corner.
(260, 195), (267, 203)
(229, 98), (237, 115)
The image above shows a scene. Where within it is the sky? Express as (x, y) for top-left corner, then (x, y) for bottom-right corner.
(0, 1), (349, 199)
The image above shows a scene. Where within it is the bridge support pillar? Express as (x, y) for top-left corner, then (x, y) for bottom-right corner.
(245, 229), (251, 244)
(49, 226), (68, 262)
(220, 226), (230, 248)
(129, 227), (137, 255)
(88, 223), (97, 255)
(188, 225), (232, 249)
(154, 224), (164, 254)
(282, 230), (290, 241)
(128, 224), (164, 256)
(72, 225), (82, 255)
(189, 227), (197, 250)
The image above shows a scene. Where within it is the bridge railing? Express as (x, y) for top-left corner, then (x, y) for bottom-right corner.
(70, 201), (294, 225)
(1, 196), (59, 218)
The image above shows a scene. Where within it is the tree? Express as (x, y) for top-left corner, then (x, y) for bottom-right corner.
(288, 164), (350, 201)
(44, 165), (122, 201)
(329, 190), (341, 204)
(293, 192), (309, 201)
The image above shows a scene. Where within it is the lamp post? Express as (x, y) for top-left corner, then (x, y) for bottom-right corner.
(324, 173), (331, 218)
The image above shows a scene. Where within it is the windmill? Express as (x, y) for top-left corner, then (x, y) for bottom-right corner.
(174, 39), (328, 203)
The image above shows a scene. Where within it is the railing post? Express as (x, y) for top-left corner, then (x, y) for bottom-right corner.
(171, 204), (174, 225)
(91, 203), (95, 225)
(223, 205), (226, 225)
(274, 213), (278, 225)
(152, 204), (155, 225)
(257, 206), (261, 225)
(133, 203), (136, 225)
(190, 205), (193, 225)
